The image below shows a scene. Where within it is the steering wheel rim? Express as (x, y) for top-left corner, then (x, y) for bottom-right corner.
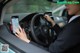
(30, 13), (53, 46)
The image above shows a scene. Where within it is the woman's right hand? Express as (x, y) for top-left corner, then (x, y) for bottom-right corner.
(15, 26), (30, 43)
(44, 14), (56, 27)
(44, 14), (53, 23)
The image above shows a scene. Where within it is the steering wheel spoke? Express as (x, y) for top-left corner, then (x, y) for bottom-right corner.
(34, 26), (41, 36)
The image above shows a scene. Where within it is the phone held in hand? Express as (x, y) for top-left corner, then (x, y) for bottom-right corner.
(11, 16), (19, 34)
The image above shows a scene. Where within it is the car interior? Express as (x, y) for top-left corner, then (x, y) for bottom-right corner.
(0, 0), (68, 53)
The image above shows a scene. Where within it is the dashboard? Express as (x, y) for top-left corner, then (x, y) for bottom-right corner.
(0, 25), (50, 53)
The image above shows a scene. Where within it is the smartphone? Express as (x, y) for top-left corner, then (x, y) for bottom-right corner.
(11, 16), (19, 33)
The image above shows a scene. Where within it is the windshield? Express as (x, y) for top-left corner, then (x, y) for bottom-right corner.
(5, 0), (62, 14)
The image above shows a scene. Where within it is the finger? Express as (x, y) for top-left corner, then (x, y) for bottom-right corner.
(15, 33), (19, 38)
(19, 26), (22, 32)
(22, 28), (26, 33)
(44, 14), (47, 16)
(15, 29), (20, 34)
(44, 15), (47, 18)
(19, 25), (22, 30)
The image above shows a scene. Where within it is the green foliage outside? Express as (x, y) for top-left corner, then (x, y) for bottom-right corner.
(6, 0), (62, 14)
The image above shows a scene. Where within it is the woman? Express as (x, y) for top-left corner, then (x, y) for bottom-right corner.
(15, 0), (80, 53)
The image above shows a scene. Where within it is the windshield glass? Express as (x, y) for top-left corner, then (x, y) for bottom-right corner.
(6, 0), (62, 14)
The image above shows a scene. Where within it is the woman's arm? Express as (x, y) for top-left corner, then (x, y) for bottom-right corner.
(44, 14), (62, 35)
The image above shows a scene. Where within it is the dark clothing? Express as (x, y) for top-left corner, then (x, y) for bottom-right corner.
(49, 16), (80, 53)
(52, 24), (62, 35)
(30, 16), (80, 53)
(51, 24), (63, 42)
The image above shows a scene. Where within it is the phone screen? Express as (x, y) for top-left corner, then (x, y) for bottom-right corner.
(11, 16), (19, 33)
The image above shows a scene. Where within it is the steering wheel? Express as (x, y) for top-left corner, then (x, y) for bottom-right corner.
(30, 13), (54, 46)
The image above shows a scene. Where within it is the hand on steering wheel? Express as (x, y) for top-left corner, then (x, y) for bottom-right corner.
(44, 14), (56, 27)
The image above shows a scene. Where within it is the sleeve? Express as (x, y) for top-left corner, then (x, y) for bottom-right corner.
(49, 24), (80, 53)
(51, 24), (62, 35)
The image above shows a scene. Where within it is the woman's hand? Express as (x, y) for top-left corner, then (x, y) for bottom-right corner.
(15, 26), (30, 43)
(44, 14), (56, 27)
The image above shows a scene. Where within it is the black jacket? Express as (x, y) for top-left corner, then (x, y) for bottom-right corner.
(49, 16), (80, 53)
